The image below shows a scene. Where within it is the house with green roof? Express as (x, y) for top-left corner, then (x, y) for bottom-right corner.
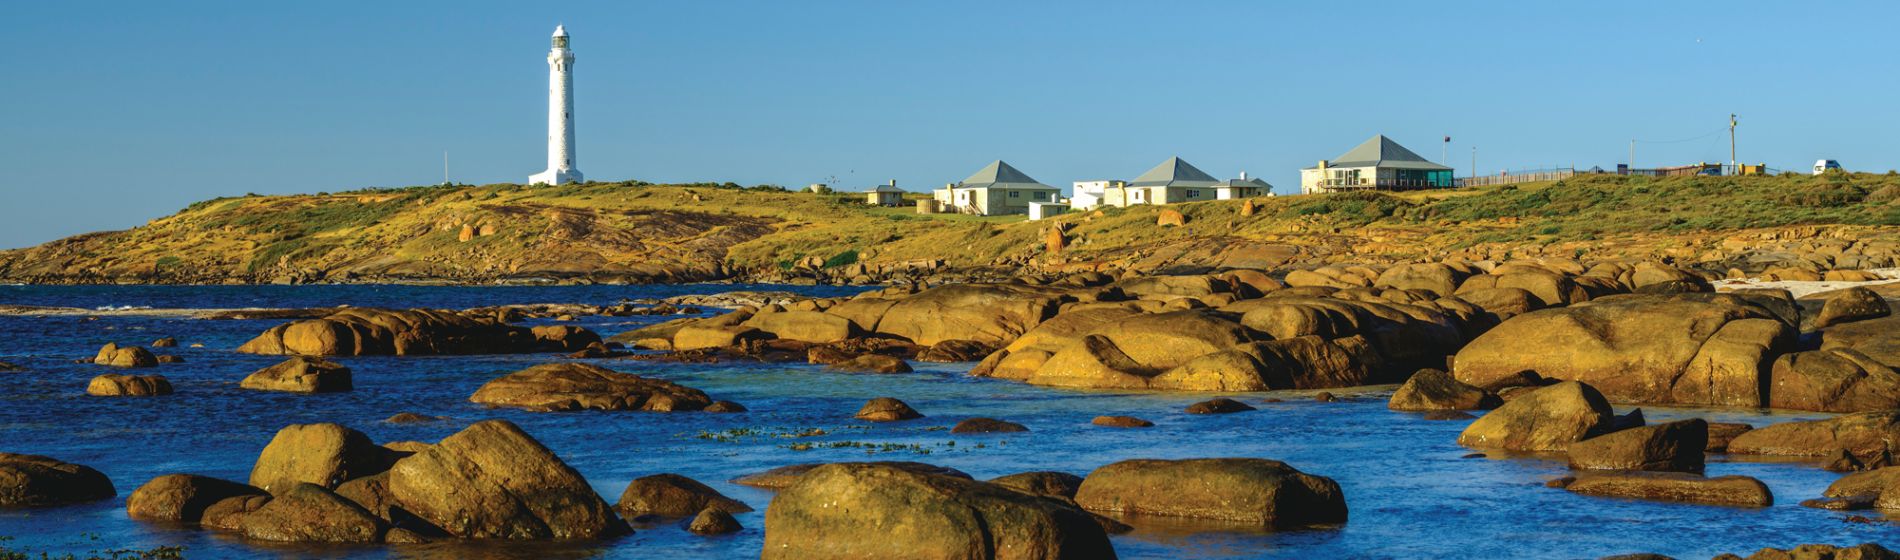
(932, 160), (1060, 215)
(1300, 135), (1454, 194)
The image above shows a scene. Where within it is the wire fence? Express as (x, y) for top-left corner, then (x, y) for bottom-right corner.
(1454, 167), (1576, 188)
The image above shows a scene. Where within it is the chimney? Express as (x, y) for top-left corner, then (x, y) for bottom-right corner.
(889, 179), (897, 187)
(1239, 171), (1249, 180)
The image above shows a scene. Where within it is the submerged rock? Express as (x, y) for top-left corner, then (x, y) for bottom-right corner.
(687, 507), (742, 535)
(762, 462), (1114, 559)
(0, 453), (115, 507)
(1073, 458), (1347, 529)
(1092, 415), (1154, 428)
(1563, 472), (1772, 507)
(469, 362), (717, 412)
(1458, 381), (1614, 452)
(1185, 397), (1256, 414)
(616, 473), (751, 517)
(827, 354), (912, 374)
(86, 373), (173, 396)
(241, 357), (353, 393)
(951, 418), (1028, 434)
(853, 397), (923, 422)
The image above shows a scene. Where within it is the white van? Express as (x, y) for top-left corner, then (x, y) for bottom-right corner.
(1813, 159), (1843, 175)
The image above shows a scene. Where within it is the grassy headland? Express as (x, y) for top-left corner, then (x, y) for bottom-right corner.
(1, 173), (1894, 284)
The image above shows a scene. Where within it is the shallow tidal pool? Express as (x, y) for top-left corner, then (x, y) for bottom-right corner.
(0, 284), (1888, 559)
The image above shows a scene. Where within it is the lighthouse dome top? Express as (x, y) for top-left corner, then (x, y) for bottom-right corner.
(552, 25), (567, 37)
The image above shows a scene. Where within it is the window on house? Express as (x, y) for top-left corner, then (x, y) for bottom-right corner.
(1009, 191), (1019, 198)
(1186, 190), (1199, 198)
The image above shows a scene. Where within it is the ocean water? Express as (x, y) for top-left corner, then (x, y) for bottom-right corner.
(0, 285), (1888, 559)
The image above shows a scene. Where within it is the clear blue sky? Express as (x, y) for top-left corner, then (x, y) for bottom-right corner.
(3, 1), (1896, 248)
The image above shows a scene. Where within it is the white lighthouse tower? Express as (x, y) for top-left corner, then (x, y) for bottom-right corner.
(529, 25), (583, 185)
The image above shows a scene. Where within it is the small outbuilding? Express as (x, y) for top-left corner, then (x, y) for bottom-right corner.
(864, 180), (905, 206)
(1214, 172), (1274, 199)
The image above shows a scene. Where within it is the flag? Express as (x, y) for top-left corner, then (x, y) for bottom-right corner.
(1444, 136), (1451, 143)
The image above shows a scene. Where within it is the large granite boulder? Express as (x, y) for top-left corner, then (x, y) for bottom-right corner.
(0, 453), (115, 507)
(762, 462), (1115, 560)
(1017, 310), (1259, 390)
(1457, 382), (1615, 452)
(1822, 315), (1900, 368)
(873, 284), (1067, 347)
(126, 474), (267, 522)
(250, 423), (398, 493)
(616, 473), (751, 517)
(1562, 472), (1771, 507)
(977, 304), (1145, 381)
(93, 344), (158, 368)
(1453, 294), (1796, 407)
(742, 310), (864, 344)
(1142, 335), (1381, 392)
(1457, 269), (1589, 308)
(241, 357), (353, 393)
(86, 373), (173, 396)
(386, 419), (627, 539)
(1567, 419), (1707, 472)
(1767, 349), (1900, 412)
(469, 362), (716, 412)
(1814, 287), (1891, 329)
(1388, 369), (1500, 411)
(236, 482), (388, 543)
(1727, 412), (1900, 457)
(237, 308), (590, 356)
(1073, 458), (1346, 529)
(1375, 263), (1468, 298)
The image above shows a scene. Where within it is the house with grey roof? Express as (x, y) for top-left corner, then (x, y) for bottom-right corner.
(932, 160), (1061, 215)
(1100, 157), (1220, 207)
(1300, 135), (1454, 194)
(1214, 172), (1274, 199)
(863, 180), (906, 206)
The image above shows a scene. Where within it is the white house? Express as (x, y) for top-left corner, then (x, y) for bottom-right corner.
(1069, 180), (1118, 211)
(1214, 172), (1274, 199)
(1300, 135), (1453, 194)
(932, 160), (1061, 216)
(1099, 157), (1221, 207)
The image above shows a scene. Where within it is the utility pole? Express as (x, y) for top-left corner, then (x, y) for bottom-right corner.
(1728, 113), (1738, 169)
(1629, 139), (1635, 172)
(443, 151), (449, 185)
(1470, 146), (1476, 182)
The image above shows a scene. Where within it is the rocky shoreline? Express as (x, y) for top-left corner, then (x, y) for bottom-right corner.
(5, 257), (1900, 557)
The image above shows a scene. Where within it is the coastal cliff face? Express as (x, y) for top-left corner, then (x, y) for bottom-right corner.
(1, 174), (1896, 285)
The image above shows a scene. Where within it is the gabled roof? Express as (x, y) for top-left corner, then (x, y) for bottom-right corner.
(1129, 157), (1220, 188)
(954, 160), (1058, 190)
(1303, 135), (1452, 171)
